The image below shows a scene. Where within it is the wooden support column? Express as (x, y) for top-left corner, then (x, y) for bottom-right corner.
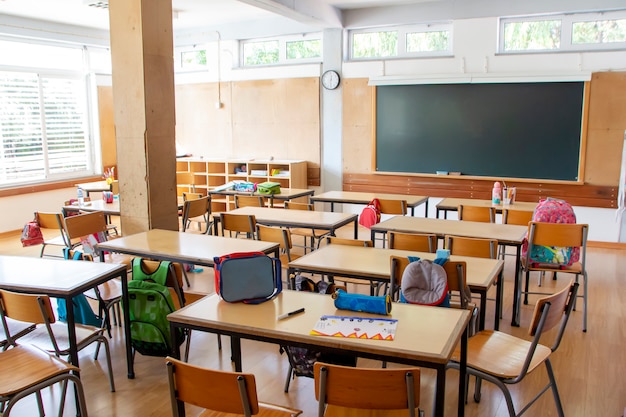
(108, 0), (178, 234)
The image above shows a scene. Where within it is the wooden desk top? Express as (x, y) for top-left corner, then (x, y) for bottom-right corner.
(436, 198), (537, 213)
(96, 229), (279, 267)
(63, 199), (120, 216)
(371, 216), (528, 245)
(228, 207), (358, 230)
(0, 255), (126, 296)
(168, 291), (470, 365)
(288, 244), (503, 291)
(210, 187), (314, 200)
(312, 191), (428, 208)
(76, 180), (111, 193)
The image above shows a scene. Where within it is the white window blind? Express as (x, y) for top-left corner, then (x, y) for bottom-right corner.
(0, 71), (92, 186)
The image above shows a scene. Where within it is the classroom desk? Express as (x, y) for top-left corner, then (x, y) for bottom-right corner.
(75, 180), (111, 197)
(287, 244), (504, 331)
(228, 206), (359, 239)
(209, 187), (314, 207)
(311, 190), (429, 217)
(0, 256), (127, 375)
(63, 199), (120, 216)
(168, 291), (470, 417)
(436, 198), (537, 219)
(370, 216), (528, 326)
(96, 229), (279, 378)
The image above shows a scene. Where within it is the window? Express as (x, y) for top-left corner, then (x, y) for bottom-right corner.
(500, 10), (626, 53)
(240, 33), (321, 67)
(0, 38), (94, 188)
(349, 23), (452, 60)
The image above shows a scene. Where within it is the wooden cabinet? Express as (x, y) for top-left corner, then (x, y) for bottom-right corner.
(176, 158), (308, 212)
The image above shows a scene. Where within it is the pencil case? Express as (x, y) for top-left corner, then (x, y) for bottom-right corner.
(332, 289), (392, 315)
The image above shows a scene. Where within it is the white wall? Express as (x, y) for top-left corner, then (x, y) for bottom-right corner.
(3, 16), (625, 242)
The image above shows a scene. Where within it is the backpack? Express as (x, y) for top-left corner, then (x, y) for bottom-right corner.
(281, 276), (356, 382)
(358, 198), (381, 229)
(57, 248), (103, 327)
(522, 198), (579, 267)
(127, 258), (184, 357)
(213, 252), (281, 304)
(399, 258), (450, 307)
(20, 220), (44, 247)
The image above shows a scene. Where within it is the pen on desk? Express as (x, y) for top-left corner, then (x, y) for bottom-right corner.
(277, 307), (305, 321)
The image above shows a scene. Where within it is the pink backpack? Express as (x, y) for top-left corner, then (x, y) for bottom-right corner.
(522, 198), (580, 266)
(358, 198), (381, 229)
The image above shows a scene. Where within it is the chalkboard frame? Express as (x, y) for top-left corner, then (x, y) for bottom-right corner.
(373, 81), (588, 183)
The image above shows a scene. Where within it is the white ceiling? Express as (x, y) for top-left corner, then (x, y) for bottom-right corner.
(0, 0), (623, 42)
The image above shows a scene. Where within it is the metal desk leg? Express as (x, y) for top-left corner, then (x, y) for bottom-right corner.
(433, 367), (447, 417)
(231, 337), (242, 372)
(457, 326), (468, 417)
(120, 270), (134, 378)
(511, 245), (522, 326)
(494, 270), (503, 331)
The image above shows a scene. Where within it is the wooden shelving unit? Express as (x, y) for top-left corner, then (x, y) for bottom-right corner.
(176, 158), (308, 212)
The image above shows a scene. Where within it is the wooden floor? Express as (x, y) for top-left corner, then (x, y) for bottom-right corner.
(1, 223), (625, 417)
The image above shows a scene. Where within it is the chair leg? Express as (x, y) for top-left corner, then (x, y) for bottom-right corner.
(183, 330), (192, 362)
(524, 271), (530, 305)
(97, 335), (116, 392)
(182, 269), (191, 287)
(284, 364), (293, 393)
(545, 359), (565, 417)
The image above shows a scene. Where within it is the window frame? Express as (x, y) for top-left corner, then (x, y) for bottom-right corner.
(239, 32), (322, 67)
(0, 38), (97, 189)
(348, 22), (453, 61)
(499, 9), (626, 54)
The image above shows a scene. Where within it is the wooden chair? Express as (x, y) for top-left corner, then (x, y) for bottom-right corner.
(388, 231), (437, 252)
(63, 210), (132, 267)
(445, 235), (498, 259)
(235, 194), (265, 208)
(500, 207), (534, 259)
(314, 362), (423, 417)
(283, 201), (330, 253)
(522, 221), (589, 331)
(34, 212), (69, 258)
(256, 224), (300, 266)
(0, 344), (88, 417)
(376, 199), (408, 247)
(165, 356), (303, 417)
(181, 195), (212, 234)
(0, 288), (116, 392)
(458, 204), (495, 223)
(448, 280), (579, 417)
(219, 213), (257, 239)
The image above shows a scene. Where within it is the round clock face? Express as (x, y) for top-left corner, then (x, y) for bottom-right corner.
(321, 70), (340, 90)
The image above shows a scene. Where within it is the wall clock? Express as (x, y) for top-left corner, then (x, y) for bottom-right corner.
(321, 70), (340, 90)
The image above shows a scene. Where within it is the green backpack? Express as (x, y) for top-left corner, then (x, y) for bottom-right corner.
(127, 258), (184, 357)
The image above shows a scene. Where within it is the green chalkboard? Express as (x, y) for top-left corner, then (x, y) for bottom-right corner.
(375, 82), (584, 181)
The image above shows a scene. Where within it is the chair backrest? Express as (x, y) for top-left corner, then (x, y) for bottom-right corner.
(110, 180), (120, 195)
(458, 205), (495, 223)
(314, 362), (420, 417)
(219, 213), (257, 238)
(514, 280), (579, 381)
(502, 208), (533, 226)
(166, 357), (260, 417)
(445, 235), (498, 259)
(527, 221), (587, 249)
(389, 231), (436, 252)
(64, 211), (108, 241)
(137, 259), (186, 310)
(182, 192), (203, 201)
(256, 224), (292, 251)
(320, 236), (373, 247)
(181, 196), (211, 233)
(284, 201), (313, 211)
(0, 289), (57, 349)
(235, 195), (265, 208)
(35, 212), (69, 244)
(378, 199), (407, 215)
(389, 255), (411, 301)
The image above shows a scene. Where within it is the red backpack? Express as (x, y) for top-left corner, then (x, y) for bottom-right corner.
(358, 198), (381, 229)
(522, 198), (579, 267)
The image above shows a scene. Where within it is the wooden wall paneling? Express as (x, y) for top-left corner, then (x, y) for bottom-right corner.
(97, 86), (116, 169)
(584, 72), (626, 186)
(342, 78), (373, 173)
(230, 78), (320, 164)
(175, 82), (233, 158)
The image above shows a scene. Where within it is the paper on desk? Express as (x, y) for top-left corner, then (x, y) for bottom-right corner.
(310, 315), (397, 341)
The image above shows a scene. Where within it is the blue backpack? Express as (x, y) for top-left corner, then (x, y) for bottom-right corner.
(57, 249), (103, 327)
